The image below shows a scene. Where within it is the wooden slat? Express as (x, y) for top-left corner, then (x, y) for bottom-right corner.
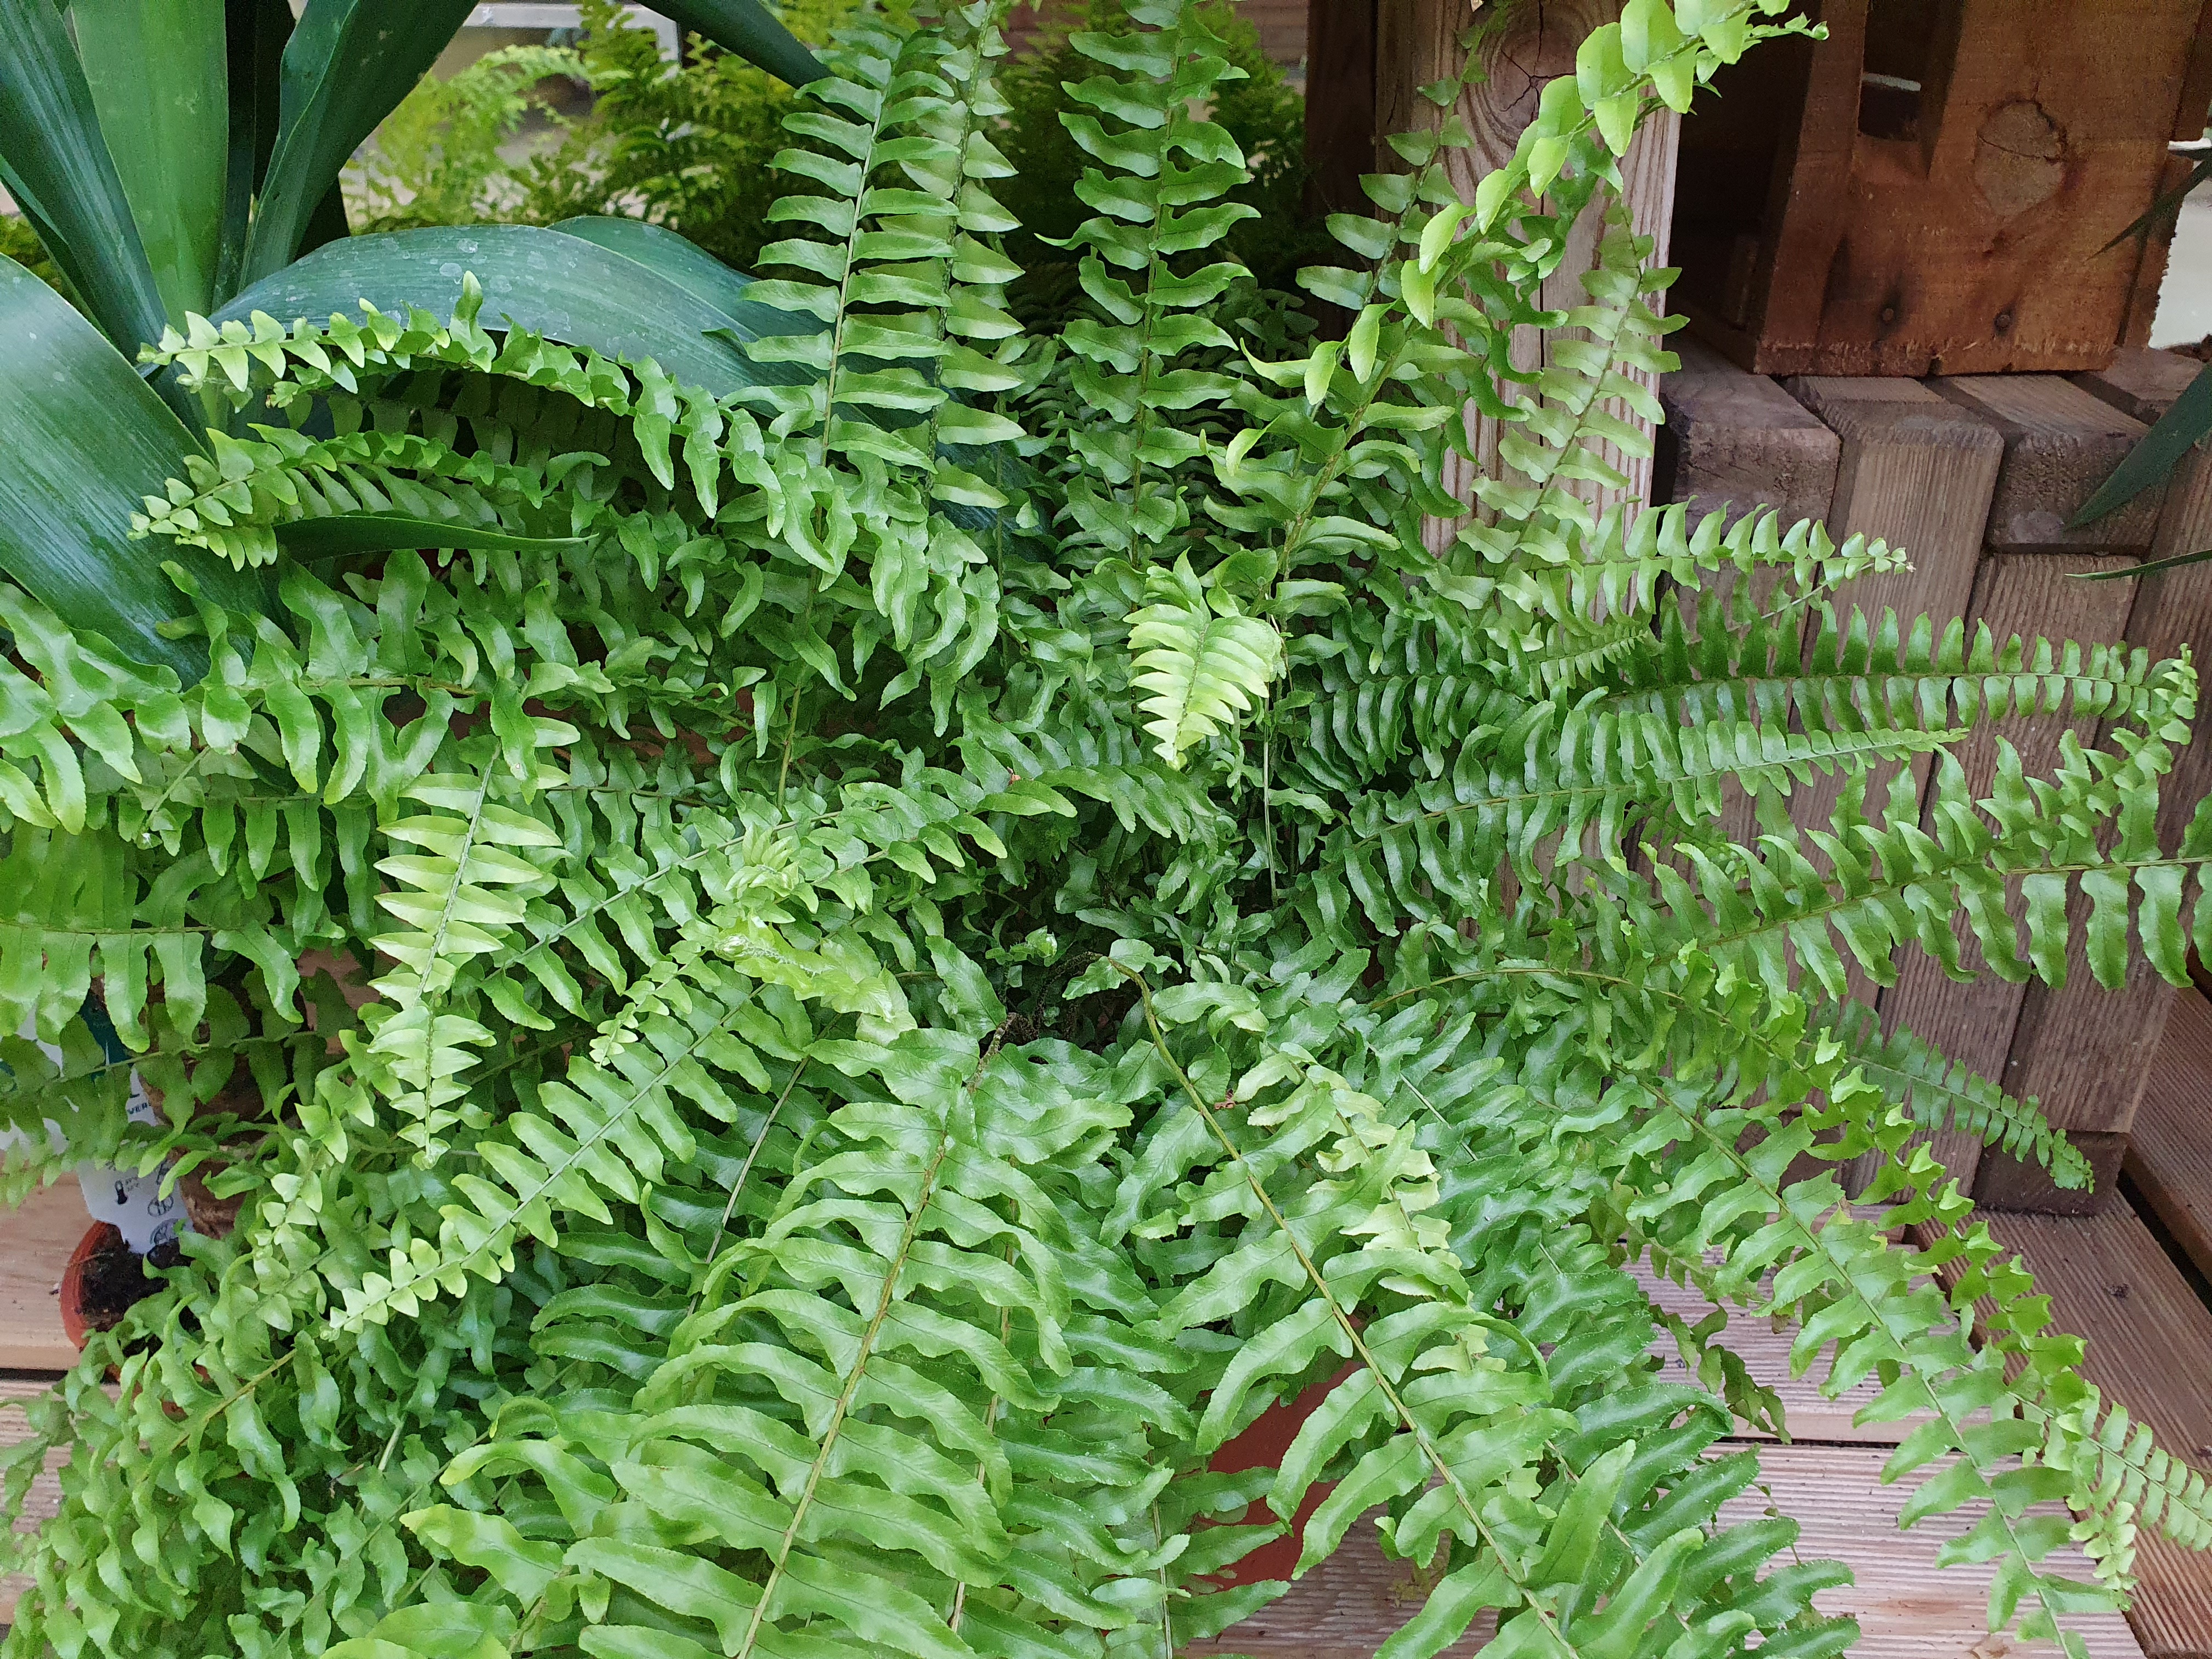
(1724, 1444), (2148, 1659)
(1637, 1261), (1914, 1444)
(1656, 338), (1841, 529)
(1988, 352), (2212, 1209)
(1780, 377), (2005, 1012)
(1933, 375), (2165, 551)
(1974, 1202), (2212, 1659)
(0, 1373), (70, 1627)
(1200, 1443), (2145, 1659)
(1379, 0), (1681, 541)
(0, 1185), (90, 1375)
(2128, 986), (2212, 1279)
(1191, 1528), (1493, 1659)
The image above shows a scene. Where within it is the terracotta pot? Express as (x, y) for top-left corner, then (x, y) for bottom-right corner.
(1207, 1363), (1357, 1585)
(58, 1222), (125, 1351)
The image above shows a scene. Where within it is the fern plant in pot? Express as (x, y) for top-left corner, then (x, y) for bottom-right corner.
(5, 2), (2212, 1657)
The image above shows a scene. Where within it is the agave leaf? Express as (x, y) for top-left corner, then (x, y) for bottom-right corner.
(2071, 359), (2212, 528)
(276, 514), (588, 560)
(651, 0), (828, 86)
(238, 0), (477, 287)
(216, 224), (811, 394)
(70, 0), (230, 324)
(548, 215), (811, 339)
(214, 0), (297, 301)
(2072, 543), (2212, 582)
(0, 0), (170, 359)
(0, 256), (269, 678)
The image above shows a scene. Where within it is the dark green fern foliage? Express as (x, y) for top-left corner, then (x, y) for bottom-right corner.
(995, 0), (1323, 322)
(3, 4), (2212, 1659)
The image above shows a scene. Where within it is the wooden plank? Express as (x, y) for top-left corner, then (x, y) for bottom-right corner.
(1379, 0), (1681, 542)
(2125, 985), (2212, 1282)
(1302, 0), (1378, 223)
(1723, 1444), (2148, 1659)
(1778, 379), (2004, 1005)
(1975, 1201), (2212, 1659)
(0, 1184), (89, 1374)
(1782, 377), (2005, 644)
(1989, 352), (2212, 1210)
(1655, 338), (1842, 530)
(1638, 1262), (1916, 1444)
(1872, 550), (2141, 1201)
(1200, 1443), (2144, 1659)
(0, 1374), (69, 1627)
(1697, 0), (2210, 377)
(1933, 375), (2166, 551)
(1192, 1528), (1493, 1659)
(2076, 348), (2212, 425)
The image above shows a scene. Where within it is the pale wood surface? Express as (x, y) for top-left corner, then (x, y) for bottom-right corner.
(1933, 376), (2165, 552)
(1380, 0), (1681, 544)
(1726, 1444), (2148, 1659)
(0, 1184), (89, 1375)
(1778, 377), (2005, 995)
(1974, 1202), (2212, 1658)
(2128, 985), (2212, 1280)
(1638, 1261), (1914, 1444)
(1994, 349), (2212, 1176)
(1657, 338), (1842, 530)
(0, 1375), (70, 1627)
(1875, 552), (2141, 1192)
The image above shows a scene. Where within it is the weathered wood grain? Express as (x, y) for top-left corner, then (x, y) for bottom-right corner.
(0, 1185), (89, 1375)
(1379, 0), (1681, 543)
(1722, 1444), (2148, 1659)
(1682, 0), (2211, 377)
(1968, 1201), (2212, 1659)
(2125, 984), (2212, 1282)
(1872, 551), (2140, 1201)
(1933, 375), (2165, 551)
(1778, 378), (2003, 1005)
(1656, 338), (1842, 530)
(1989, 349), (2212, 1207)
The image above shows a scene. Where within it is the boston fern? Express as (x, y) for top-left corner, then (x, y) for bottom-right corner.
(3, 2), (2211, 1657)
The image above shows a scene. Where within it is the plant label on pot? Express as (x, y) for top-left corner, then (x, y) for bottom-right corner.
(75, 1073), (184, 1254)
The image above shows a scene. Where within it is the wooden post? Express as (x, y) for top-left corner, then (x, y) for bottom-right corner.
(1654, 341), (1842, 847)
(1776, 379), (2002, 1187)
(1374, 0), (1683, 544)
(1973, 352), (2212, 1212)
(1302, 0), (1378, 224)
(1856, 375), (2161, 1207)
(1779, 378), (2004, 849)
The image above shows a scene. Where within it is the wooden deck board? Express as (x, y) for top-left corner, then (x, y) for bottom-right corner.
(2128, 986), (2212, 1282)
(1976, 1203), (2212, 1659)
(0, 1184), (90, 1375)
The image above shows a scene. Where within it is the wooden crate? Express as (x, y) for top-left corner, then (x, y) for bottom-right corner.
(1671, 0), (2212, 377)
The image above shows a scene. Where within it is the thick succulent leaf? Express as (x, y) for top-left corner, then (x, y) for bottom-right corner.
(0, 0), (170, 358)
(2072, 360), (2212, 528)
(215, 224), (810, 394)
(546, 215), (818, 342)
(70, 0), (229, 324)
(215, 0), (296, 300)
(651, 0), (827, 86)
(276, 514), (588, 560)
(0, 256), (267, 677)
(238, 0), (476, 286)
